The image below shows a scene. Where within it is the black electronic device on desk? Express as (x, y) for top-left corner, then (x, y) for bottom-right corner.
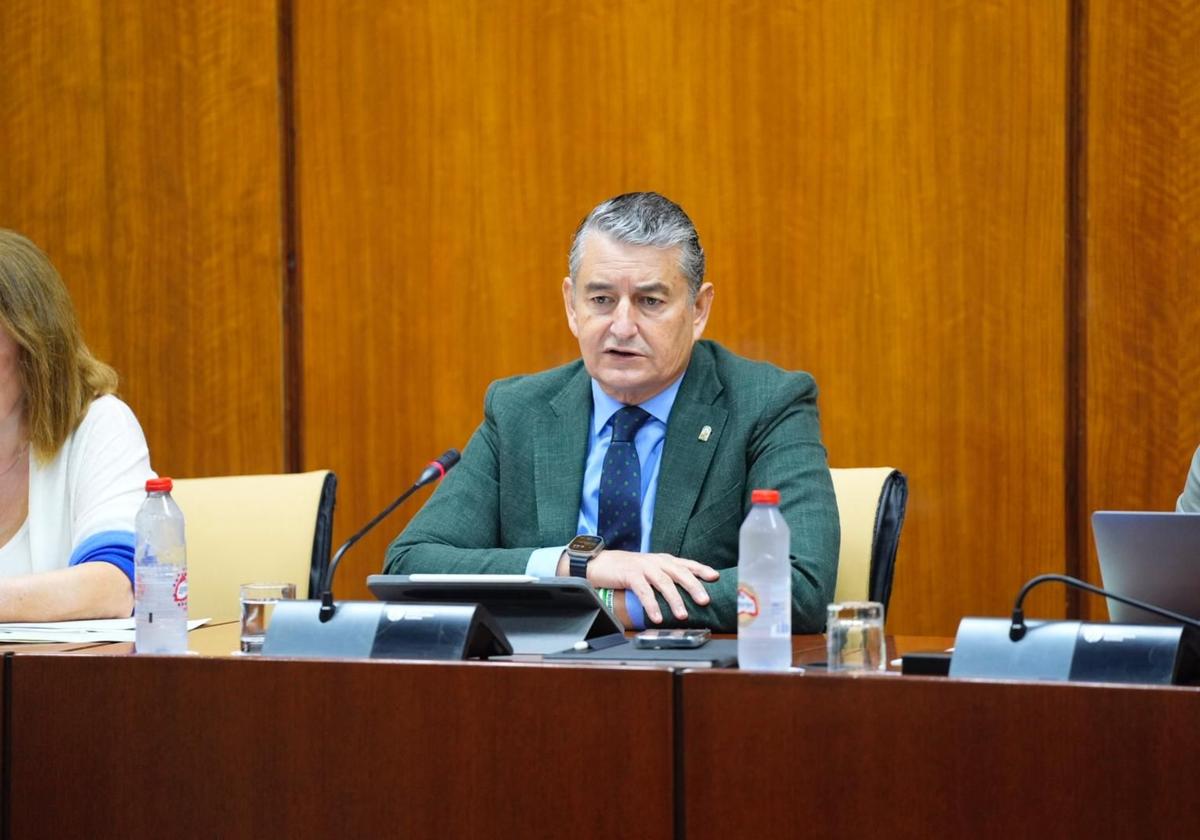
(366, 574), (624, 655)
(633, 628), (711, 649)
(543, 638), (739, 669)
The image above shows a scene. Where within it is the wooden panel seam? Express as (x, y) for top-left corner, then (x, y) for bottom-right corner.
(1065, 0), (1089, 618)
(279, 0), (303, 473)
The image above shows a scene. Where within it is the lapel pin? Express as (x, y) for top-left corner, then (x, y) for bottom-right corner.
(698, 425), (712, 442)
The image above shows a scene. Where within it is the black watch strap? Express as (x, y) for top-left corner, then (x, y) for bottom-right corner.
(566, 535), (604, 578)
(569, 552), (589, 578)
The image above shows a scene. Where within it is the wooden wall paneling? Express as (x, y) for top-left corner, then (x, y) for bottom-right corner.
(0, 0), (286, 479)
(296, 0), (1068, 634)
(1082, 0), (1200, 616)
(680, 2), (1069, 633)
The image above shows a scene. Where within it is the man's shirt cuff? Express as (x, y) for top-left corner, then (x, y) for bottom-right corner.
(526, 546), (567, 577)
(624, 589), (646, 630)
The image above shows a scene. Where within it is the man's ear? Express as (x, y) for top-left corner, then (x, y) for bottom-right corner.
(563, 277), (580, 338)
(691, 282), (715, 339)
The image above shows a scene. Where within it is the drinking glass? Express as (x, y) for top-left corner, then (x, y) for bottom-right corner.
(239, 582), (296, 653)
(826, 601), (887, 672)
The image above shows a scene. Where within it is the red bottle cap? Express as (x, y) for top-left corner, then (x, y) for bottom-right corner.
(146, 477), (173, 492)
(751, 489), (780, 505)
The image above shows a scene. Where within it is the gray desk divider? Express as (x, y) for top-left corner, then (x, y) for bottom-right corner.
(262, 599), (512, 660)
(951, 617), (1198, 685)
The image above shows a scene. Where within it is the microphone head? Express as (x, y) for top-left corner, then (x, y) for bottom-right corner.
(436, 448), (461, 471)
(416, 448), (462, 487)
(1009, 609), (1027, 641)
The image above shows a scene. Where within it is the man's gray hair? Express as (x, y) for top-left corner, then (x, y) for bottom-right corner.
(568, 192), (706, 297)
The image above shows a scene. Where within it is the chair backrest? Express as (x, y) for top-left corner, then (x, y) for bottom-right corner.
(829, 467), (908, 610)
(170, 470), (337, 621)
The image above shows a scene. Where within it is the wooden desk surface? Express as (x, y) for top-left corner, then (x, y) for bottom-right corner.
(83, 618), (244, 657)
(682, 666), (1200, 839)
(0, 640), (114, 654)
(7, 641), (675, 839)
(5, 626), (871, 838)
(10, 629), (1199, 838)
(1, 636), (150, 780)
(791, 633), (950, 667)
(90, 624), (950, 667)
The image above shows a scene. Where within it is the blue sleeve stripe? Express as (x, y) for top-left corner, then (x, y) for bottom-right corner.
(69, 530), (136, 586)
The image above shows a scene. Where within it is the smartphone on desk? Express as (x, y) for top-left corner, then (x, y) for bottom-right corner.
(632, 629), (711, 649)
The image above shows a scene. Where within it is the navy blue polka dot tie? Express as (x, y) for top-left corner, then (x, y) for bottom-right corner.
(599, 406), (652, 553)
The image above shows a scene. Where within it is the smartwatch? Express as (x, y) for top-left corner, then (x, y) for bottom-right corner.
(565, 534), (605, 578)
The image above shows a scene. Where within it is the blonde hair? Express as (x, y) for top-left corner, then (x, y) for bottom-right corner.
(0, 229), (118, 460)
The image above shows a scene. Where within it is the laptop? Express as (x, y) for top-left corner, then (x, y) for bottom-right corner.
(1092, 511), (1200, 623)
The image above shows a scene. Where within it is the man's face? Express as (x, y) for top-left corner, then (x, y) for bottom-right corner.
(564, 232), (713, 405)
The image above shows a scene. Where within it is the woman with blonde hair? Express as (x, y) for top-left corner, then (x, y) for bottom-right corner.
(0, 229), (154, 619)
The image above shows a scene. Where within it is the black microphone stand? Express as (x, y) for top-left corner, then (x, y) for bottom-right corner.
(1009, 574), (1200, 641)
(318, 449), (460, 623)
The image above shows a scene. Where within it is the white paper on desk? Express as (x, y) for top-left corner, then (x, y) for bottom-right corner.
(0, 617), (209, 644)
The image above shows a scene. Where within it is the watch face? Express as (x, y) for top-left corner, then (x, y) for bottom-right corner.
(567, 534), (603, 554)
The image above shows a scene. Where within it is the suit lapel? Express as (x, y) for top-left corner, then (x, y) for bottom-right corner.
(651, 346), (728, 556)
(534, 365), (592, 545)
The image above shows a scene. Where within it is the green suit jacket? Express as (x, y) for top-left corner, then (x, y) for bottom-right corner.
(385, 340), (839, 632)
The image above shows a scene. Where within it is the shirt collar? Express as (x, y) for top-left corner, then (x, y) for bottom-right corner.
(590, 373), (685, 435)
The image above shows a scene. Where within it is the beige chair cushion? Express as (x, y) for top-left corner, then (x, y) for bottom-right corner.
(830, 467), (896, 603)
(171, 471), (331, 622)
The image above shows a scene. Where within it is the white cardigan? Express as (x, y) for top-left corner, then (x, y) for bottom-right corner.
(1178, 445), (1200, 513)
(0, 396), (154, 578)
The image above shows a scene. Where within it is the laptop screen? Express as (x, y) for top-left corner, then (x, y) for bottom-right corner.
(1092, 511), (1200, 623)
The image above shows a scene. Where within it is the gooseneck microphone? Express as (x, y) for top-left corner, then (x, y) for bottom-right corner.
(1008, 573), (1200, 641)
(317, 449), (460, 623)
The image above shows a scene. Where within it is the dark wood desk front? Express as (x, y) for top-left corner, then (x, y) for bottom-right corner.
(1, 636), (119, 830)
(5, 624), (674, 839)
(8, 628), (1200, 839)
(682, 668), (1200, 839)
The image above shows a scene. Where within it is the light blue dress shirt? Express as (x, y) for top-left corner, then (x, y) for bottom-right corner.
(525, 375), (685, 629)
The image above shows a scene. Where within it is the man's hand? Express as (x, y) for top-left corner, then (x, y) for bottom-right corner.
(587, 550), (720, 624)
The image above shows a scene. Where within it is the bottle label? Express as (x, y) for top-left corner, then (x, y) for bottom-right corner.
(173, 570), (189, 607)
(737, 584), (760, 626)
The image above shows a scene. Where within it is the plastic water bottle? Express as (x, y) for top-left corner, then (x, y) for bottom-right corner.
(134, 477), (189, 654)
(737, 489), (792, 670)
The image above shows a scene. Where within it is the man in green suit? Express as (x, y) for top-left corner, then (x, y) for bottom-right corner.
(386, 192), (839, 632)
